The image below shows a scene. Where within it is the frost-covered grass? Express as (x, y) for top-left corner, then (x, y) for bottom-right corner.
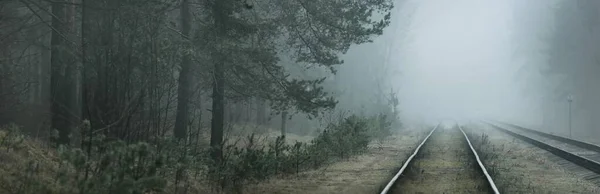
(242, 128), (426, 194)
(395, 127), (490, 194)
(0, 113), (401, 194)
(464, 123), (600, 194)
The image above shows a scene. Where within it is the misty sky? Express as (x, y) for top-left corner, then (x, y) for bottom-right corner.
(394, 0), (529, 123)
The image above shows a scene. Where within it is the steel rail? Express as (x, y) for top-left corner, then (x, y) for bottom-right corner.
(379, 123), (439, 194)
(380, 122), (500, 194)
(486, 122), (600, 175)
(458, 124), (500, 194)
(492, 120), (600, 153)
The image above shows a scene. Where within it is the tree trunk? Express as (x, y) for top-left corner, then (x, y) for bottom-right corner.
(174, 0), (193, 140)
(194, 95), (203, 146)
(50, 0), (76, 145)
(81, 0), (89, 124)
(245, 102), (252, 123)
(280, 111), (287, 138)
(210, 0), (229, 162)
(256, 98), (266, 125)
(210, 60), (225, 161)
(224, 102), (231, 124)
(68, 0), (81, 133)
(40, 27), (52, 133)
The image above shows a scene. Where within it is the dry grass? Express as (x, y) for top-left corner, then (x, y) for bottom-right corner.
(464, 122), (600, 194)
(241, 128), (426, 194)
(394, 127), (490, 194)
(201, 124), (316, 148)
(0, 130), (64, 193)
(0, 123), (425, 194)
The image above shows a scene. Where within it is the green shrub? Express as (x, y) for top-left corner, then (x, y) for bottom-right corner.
(0, 124), (24, 151)
(56, 139), (168, 194)
(204, 113), (391, 191)
(1, 113), (397, 193)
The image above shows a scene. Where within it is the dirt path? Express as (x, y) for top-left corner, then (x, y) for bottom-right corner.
(392, 126), (490, 194)
(242, 129), (426, 194)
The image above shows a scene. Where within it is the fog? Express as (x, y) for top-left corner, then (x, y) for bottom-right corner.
(388, 0), (524, 125)
(374, 0), (600, 142)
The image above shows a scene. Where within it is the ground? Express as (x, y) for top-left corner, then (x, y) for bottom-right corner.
(242, 128), (426, 194)
(463, 122), (600, 193)
(0, 124), (427, 194)
(391, 126), (490, 194)
(6, 122), (600, 194)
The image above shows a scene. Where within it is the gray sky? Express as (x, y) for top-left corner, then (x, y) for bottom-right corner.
(393, 0), (533, 124)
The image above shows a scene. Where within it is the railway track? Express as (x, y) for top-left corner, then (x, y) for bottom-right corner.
(380, 122), (499, 194)
(486, 121), (600, 184)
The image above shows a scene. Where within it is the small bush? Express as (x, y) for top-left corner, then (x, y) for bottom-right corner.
(0, 124), (25, 151)
(55, 138), (168, 194)
(205, 113), (394, 191)
(315, 115), (371, 158)
(370, 113), (393, 147)
(1, 113), (396, 193)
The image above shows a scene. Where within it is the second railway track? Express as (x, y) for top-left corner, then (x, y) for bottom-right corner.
(381, 122), (499, 194)
(486, 121), (600, 183)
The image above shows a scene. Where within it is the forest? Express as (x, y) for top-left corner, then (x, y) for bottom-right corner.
(0, 0), (406, 193)
(5, 0), (600, 193)
(511, 0), (600, 140)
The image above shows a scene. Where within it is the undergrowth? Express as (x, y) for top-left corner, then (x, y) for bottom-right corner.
(465, 126), (529, 193)
(0, 113), (393, 194)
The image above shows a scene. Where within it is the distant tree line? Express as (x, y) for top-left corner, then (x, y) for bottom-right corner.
(511, 0), (600, 137)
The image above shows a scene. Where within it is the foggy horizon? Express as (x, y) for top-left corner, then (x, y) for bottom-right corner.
(374, 0), (548, 128)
